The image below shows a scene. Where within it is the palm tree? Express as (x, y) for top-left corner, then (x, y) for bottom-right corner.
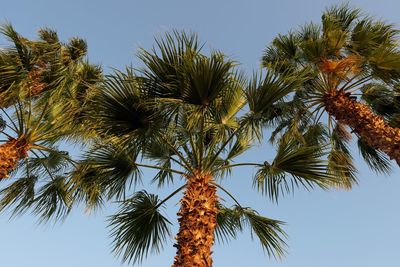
(67, 32), (353, 266)
(262, 4), (400, 166)
(0, 24), (102, 179)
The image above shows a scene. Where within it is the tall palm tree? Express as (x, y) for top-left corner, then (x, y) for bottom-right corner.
(262, 4), (400, 166)
(67, 32), (353, 266)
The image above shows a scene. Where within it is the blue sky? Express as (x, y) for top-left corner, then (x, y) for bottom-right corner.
(1, 1), (400, 266)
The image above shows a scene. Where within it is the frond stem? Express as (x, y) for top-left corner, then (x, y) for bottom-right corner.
(214, 162), (264, 172)
(135, 163), (186, 176)
(154, 184), (186, 209)
(211, 182), (243, 208)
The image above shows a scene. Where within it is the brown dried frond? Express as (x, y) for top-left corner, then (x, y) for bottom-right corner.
(319, 55), (362, 79)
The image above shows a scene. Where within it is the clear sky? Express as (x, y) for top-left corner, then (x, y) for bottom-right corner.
(1, 1), (400, 267)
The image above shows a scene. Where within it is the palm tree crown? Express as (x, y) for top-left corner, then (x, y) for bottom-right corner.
(262, 4), (400, 169)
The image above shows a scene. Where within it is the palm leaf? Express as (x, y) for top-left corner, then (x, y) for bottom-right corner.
(215, 204), (287, 258)
(255, 136), (338, 202)
(79, 145), (142, 200)
(32, 176), (71, 223)
(357, 139), (392, 175)
(108, 191), (171, 264)
(215, 203), (243, 242)
(0, 175), (37, 216)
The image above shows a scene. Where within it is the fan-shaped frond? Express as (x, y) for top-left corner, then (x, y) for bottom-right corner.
(76, 145), (141, 201)
(0, 175), (37, 216)
(108, 190), (171, 264)
(254, 136), (338, 202)
(215, 204), (287, 258)
(357, 139), (392, 175)
(32, 176), (71, 223)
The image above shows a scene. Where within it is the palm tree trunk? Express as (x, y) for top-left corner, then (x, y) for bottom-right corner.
(0, 137), (30, 179)
(324, 89), (400, 165)
(27, 67), (48, 97)
(172, 171), (218, 267)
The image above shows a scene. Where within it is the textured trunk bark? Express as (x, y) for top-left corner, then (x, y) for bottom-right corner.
(172, 171), (218, 267)
(27, 67), (48, 97)
(324, 89), (400, 165)
(0, 137), (30, 179)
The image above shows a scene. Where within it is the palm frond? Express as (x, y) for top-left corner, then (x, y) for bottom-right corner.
(357, 139), (392, 175)
(32, 176), (71, 223)
(242, 208), (287, 259)
(215, 203), (243, 242)
(79, 145), (142, 200)
(108, 190), (171, 264)
(255, 136), (337, 202)
(27, 149), (71, 176)
(69, 164), (106, 212)
(0, 175), (37, 216)
(86, 69), (164, 149)
(215, 204), (287, 258)
(245, 68), (308, 133)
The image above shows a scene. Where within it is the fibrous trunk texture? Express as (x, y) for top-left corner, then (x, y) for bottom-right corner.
(172, 172), (218, 267)
(27, 65), (48, 97)
(0, 137), (30, 179)
(324, 89), (400, 165)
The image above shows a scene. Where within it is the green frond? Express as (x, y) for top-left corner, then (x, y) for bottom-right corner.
(86, 69), (163, 148)
(225, 132), (252, 162)
(215, 203), (243, 243)
(327, 149), (358, 189)
(255, 136), (337, 202)
(69, 165), (105, 212)
(79, 145), (142, 200)
(65, 38), (87, 61)
(0, 23), (32, 70)
(32, 176), (71, 223)
(244, 69), (309, 141)
(322, 3), (360, 32)
(37, 28), (59, 44)
(350, 19), (399, 56)
(242, 208), (287, 259)
(357, 139), (392, 175)
(151, 159), (174, 187)
(215, 204), (287, 258)
(27, 149), (71, 176)
(246, 70), (304, 121)
(0, 175), (37, 216)
(108, 190), (171, 264)
(361, 83), (398, 117)
(138, 31), (200, 100)
(368, 47), (400, 81)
